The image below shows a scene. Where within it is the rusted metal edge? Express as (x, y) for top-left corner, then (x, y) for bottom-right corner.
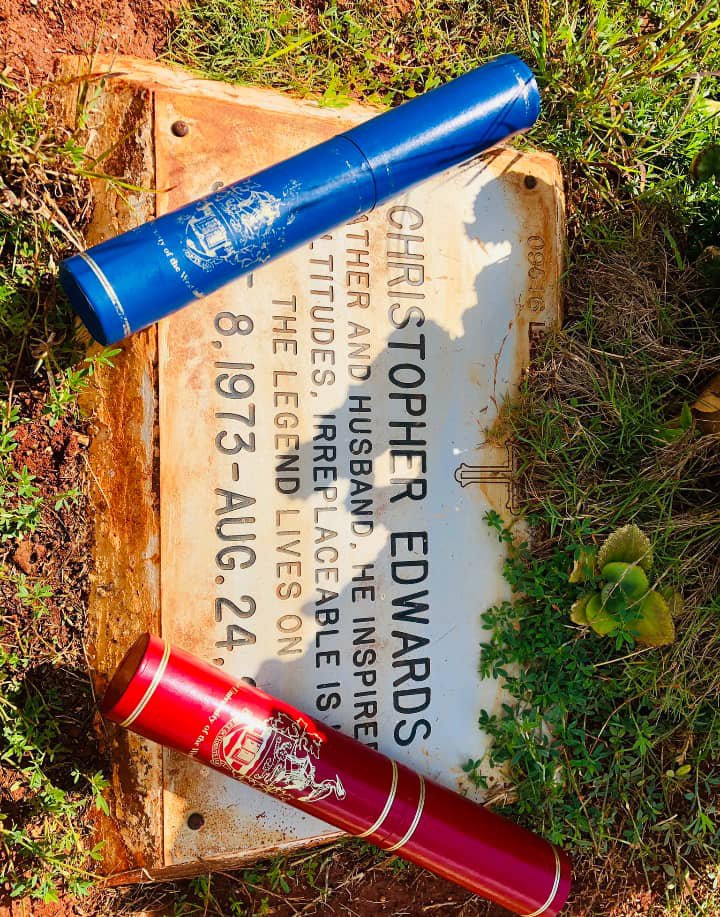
(104, 830), (345, 887)
(64, 53), (382, 127)
(56, 56), (164, 877)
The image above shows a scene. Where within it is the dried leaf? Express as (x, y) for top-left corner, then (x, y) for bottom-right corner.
(690, 143), (720, 182)
(692, 373), (720, 434)
(597, 525), (653, 573)
(631, 591), (676, 646)
(569, 546), (597, 583)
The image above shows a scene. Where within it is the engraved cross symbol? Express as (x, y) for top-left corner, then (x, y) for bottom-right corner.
(454, 443), (518, 514)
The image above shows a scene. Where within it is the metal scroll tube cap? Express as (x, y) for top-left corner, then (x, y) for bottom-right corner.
(59, 54), (540, 345)
(101, 633), (571, 917)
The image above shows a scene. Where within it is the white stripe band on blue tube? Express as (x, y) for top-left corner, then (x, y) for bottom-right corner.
(78, 251), (132, 337)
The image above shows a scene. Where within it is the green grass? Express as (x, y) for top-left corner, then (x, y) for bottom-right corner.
(476, 510), (720, 876)
(115, 840), (407, 916)
(169, 0), (720, 235)
(171, 874), (253, 916)
(0, 80), (116, 904)
(167, 0), (720, 909)
(0, 79), (90, 385)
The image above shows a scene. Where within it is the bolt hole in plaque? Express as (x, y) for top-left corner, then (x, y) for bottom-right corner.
(187, 813), (205, 831)
(86, 59), (563, 871)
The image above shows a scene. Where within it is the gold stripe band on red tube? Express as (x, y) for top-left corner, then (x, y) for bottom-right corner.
(357, 759), (399, 838)
(522, 846), (562, 917)
(119, 640), (171, 728)
(385, 774), (426, 852)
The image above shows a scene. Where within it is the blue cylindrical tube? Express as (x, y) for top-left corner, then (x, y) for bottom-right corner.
(60, 54), (540, 345)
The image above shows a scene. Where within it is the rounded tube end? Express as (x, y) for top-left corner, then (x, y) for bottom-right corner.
(59, 254), (126, 346)
(344, 54), (542, 203)
(493, 53), (541, 126)
(101, 632), (152, 719)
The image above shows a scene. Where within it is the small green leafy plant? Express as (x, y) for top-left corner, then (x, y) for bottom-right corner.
(569, 524), (681, 646)
(0, 465), (43, 542)
(477, 512), (720, 887)
(43, 349), (121, 426)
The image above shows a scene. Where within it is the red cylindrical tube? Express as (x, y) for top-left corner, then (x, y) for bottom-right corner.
(101, 634), (571, 916)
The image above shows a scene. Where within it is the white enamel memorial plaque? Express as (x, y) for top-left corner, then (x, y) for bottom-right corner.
(150, 83), (563, 865)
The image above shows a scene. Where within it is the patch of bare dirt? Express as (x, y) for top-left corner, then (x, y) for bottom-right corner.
(11, 415), (83, 489)
(114, 843), (517, 916)
(0, 0), (178, 85)
(0, 388), (104, 917)
(1, 392), (92, 644)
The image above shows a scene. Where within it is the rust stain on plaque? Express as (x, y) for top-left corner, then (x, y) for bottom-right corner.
(57, 56), (164, 877)
(463, 149), (564, 526)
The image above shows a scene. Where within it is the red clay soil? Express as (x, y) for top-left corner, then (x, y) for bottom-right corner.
(0, 0), (177, 84)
